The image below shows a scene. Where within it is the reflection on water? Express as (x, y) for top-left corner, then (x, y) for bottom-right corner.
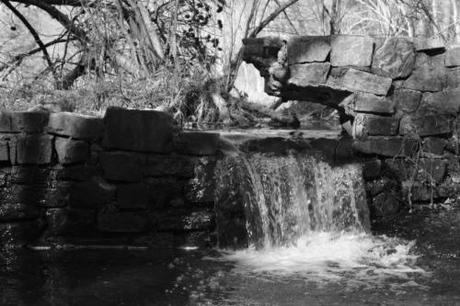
(1, 207), (460, 305)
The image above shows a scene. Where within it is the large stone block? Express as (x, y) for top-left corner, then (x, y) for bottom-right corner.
(10, 166), (50, 184)
(331, 35), (374, 67)
(0, 203), (41, 221)
(48, 112), (104, 141)
(372, 37), (415, 79)
(15, 135), (53, 165)
(287, 36), (331, 64)
(372, 192), (400, 217)
(392, 89), (422, 114)
(353, 137), (418, 157)
(287, 63), (330, 87)
(340, 69), (392, 95)
(98, 207), (149, 233)
(100, 151), (145, 182)
(414, 37), (445, 53)
(353, 93), (394, 114)
(103, 107), (174, 153)
(353, 114), (399, 137)
(145, 178), (185, 209)
(173, 131), (220, 156)
(116, 183), (149, 209)
(0, 112), (49, 133)
(404, 53), (447, 91)
(418, 89), (460, 115)
(144, 155), (194, 178)
(70, 178), (116, 209)
(447, 68), (460, 89)
(53, 164), (97, 181)
(423, 137), (447, 155)
(399, 115), (453, 136)
(418, 158), (447, 182)
(55, 137), (89, 165)
(362, 159), (382, 179)
(445, 47), (460, 67)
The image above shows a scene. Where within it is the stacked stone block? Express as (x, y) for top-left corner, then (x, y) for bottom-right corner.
(0, 108), (220, 249)
(244, 35), (460, 217)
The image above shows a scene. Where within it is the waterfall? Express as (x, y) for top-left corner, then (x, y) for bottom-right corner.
(215, 153), (370, 248)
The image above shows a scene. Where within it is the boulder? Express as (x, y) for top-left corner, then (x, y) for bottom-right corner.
(353, 93), (395, 114)
(55, 137), (89, 165)
(173, 131), (220, 156)
(445, 47), (460, 67)
(399, 115), (453, 136)
(103, 107), (175, 153)
(340, 69), (392, 95)
(392, 89), (422, 114)
(372, 37), (415, 79)
(144, 155), (195, 178)
(418, 89), (460, 115)
(330, 35), (374, 67)
(48, 112), (104, 141)
(100, 151), (145, 182)
(287, 36), (331, 64)
(353, 114), (399, 137)
(404, 53), (447, 91)
(353, 136), (418, 157)
(14, 135), (53, 165)
(287, 62), (330, 87)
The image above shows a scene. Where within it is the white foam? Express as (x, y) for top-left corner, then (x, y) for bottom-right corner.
(221, 232), (427, 285)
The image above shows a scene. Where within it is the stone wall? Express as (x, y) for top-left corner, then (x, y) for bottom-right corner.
(243, 35), (460, 217)
(0, 108), (220, 249)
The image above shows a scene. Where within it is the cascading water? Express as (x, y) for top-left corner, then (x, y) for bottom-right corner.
(214, 152), (427, 285)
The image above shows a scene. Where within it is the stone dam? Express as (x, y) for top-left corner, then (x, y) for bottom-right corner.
(0, 35), (459, 250)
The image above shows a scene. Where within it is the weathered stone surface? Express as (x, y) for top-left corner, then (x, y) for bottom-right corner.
(145, 178), (185, 209)
(100, 151), (144, 182)
(269, 62), (289, 82)
(404, 54), (447, 91)
(103, 107), (174, 153)
(243, 37), (283, 58)
(365, 177), (395, 197)
(45, 208), (96, 237)
(70, 178), (116, 209)
(0, 203), (41, 221)
(414, 37), (445, 53)
(402, 181), (437, 202)
(53, 164), (97, 181)
(362, 159), (382, 179)
(98, 207), (149, 233)
(116, 183), (149, 209)
(399, 115), (453, 136)
(48, 112), (103, 141)
(445, 47), (460, 67)
(353, 114), (399, 137)
(418, 158), (448, 182)
(331, 35), (374, 67)
(287, 63), (330, 87)
(10, 166), (50, 185)
(0, 112), (49, 133)
(372, 192), (400, 217)
(353, 93), (395, 114)
(353, 137), (418, 157)
(287, 36), (331, 64)
(155, 209), (214, 232)
(174, 132), (220, 156)
(0, 221), (44, 246)
(392, 89), (422, 114)
(423, 137), (447, 155)
(55, 137), (89, 165)
(144, 155), (194, 178)
(372, 37), (415, 79)
(0, 140), (9, 162)
(340, 69), (392, 95)
(385, 157), (447, 183)
(418, 89), (460, 115)
(185, 157), (217, 203)
(447, 68), (460, 88)
(37, 182), (73, 208)
(15, 135), (53, 165)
